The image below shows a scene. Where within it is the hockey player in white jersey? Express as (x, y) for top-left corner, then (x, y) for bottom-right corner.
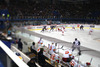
(62, 49), (73, 62)
(89, 28), (93, 35)
(37, 37), (43, 52)
(70, 59), (84, 67)
(70, 59), (78, 67)
(72, 25), (76, 30)
(62, 26), (65, 36)
(49, 43), (56, 55)
(50, 51), (60, 64)
(38, 37), (43, 47)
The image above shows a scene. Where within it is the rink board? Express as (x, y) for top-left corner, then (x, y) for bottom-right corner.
(24, 24), (100, 31)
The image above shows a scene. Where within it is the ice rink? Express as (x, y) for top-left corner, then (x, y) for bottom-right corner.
(32, 27), (100, 67)
(34, 28), (100, 52)
(16, 26), (100, 67)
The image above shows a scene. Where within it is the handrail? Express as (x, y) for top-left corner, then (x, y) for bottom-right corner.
(0, 40), (29, 67)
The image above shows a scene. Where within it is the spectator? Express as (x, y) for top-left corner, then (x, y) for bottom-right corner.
(7, 28), (12, 36)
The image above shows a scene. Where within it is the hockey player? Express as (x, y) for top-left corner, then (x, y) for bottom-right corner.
(38, 37), (43, 47)
(57, 26), (65, 35)
(50, 52), (55, 64)
(55, 25), (59, 31)
(50, 25), (55, 32)
(72, 25), (75, 30)
(49, 43), (56, 55)
(50, 52), (60, 64)
(62, 26), (65, 36)
(37, 38), (43, 52)
(62, 49), (73, 62)
(89, 28), (93, 35)
(55, 53), (60, 63)
(80, 25), (84, 30)
(58, 27), (62, 31)
(41, 26), (47, 32)
(62, 26), (65, 31)
(70, 59), (84, 67)
(70, 59), (78, 67)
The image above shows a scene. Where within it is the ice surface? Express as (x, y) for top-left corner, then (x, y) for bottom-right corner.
(32, 28), (100, 67)
(16, 27), (100, 67)
(33, 28), (100, 52)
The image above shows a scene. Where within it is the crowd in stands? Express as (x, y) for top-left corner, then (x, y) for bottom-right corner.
(0, 0), (100, 20)
(0, 0), (7, 10)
